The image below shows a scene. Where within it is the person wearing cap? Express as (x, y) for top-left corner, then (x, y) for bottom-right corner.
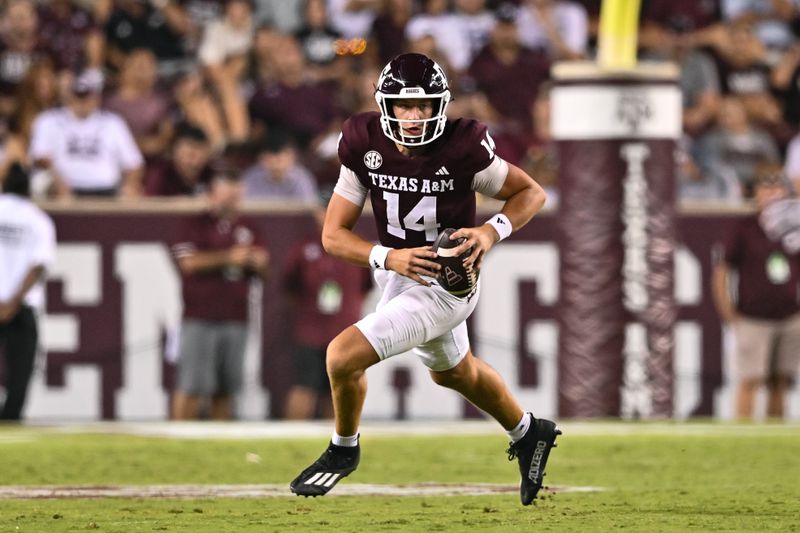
(28, 69), (145, 199)
(241, 129), (319, 202)
(170, 170), (270, 420)
(0, 163), (56, 420)
(282, 189), (371, 419)
(712, 162), (800, 420)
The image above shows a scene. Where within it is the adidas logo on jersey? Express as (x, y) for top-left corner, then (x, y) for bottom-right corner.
(435, 166), (449, 176)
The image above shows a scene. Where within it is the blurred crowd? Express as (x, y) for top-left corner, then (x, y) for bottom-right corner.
(2, 0), (800, 204)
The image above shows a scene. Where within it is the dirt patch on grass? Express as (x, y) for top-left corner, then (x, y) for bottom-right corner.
(0, 483), (604, 499)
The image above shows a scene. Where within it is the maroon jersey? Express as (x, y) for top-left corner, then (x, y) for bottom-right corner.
(722, 216), (800, 320)
(144, 159), (212, 197)
(642, 0), (721, 33)
(337, 111), (498, 248)
(283, 237), (371, 347)
(172, 212), (267, 322)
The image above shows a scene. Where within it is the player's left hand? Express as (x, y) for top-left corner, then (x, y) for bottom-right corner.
(0, 299), (21, 323)
(450, 225), (499, 271)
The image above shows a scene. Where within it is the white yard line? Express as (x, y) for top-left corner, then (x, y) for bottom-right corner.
(0, 483), (605, 500)
(4, 420), (798, 441)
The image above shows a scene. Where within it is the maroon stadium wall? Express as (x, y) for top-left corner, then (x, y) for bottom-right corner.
(0, 204), (747, 421)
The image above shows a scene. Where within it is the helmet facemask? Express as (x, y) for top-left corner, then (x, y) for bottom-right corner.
(375, 91), (451, 146)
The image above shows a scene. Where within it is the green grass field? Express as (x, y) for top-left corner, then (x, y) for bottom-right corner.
(0, 422), (798, 532)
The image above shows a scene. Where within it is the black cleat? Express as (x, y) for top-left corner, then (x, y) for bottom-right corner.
(290, 441), (360, 497)
(506, 416), (561, 505)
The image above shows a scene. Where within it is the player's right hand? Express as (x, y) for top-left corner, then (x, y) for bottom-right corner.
(386, 246), (441, 286)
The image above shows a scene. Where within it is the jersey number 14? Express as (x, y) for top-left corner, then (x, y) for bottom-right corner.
(384, 192), (440, 241)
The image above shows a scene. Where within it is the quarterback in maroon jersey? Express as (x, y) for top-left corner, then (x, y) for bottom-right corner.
(290, 53), (560, 505)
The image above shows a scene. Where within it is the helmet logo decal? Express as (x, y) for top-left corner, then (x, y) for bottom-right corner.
(364, 150), (383, 170)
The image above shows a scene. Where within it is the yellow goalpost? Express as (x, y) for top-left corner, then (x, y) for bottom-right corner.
(597, 0), (642, 69)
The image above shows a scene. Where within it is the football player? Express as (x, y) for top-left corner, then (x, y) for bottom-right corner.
(290, 53), (559, 505)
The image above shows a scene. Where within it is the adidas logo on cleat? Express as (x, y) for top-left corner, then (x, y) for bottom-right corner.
(304, 472), (341, 488)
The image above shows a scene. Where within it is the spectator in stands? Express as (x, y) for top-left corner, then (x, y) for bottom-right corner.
(198, 0), (253, 143)
(294, 0), (345, 83)
(642, 35), (722, 138)
(1, 59), (59, 178)
(241, 129), (319, 202)
(327, 0), (379, 39)
(453, 0), (497, 71)
(713, 163), (800, 420)
(37, 0), (103, 72)
(171, 170), (269, 420)
(248, 36), (340, 150)
(0, 0), (50, 117)
(105, 49), (174, 160)
(257, 0), (305, 33)
(172, 69), (227, 152)
(370, 0), (413, 66)
(516, 0), (589, 61)
(704, 20), (785, 132)
(28, 69), (145, 198)
(639, 0), (722, 55)
(678, 134), (741, 202)
(144, 124), (213, 196)
(678, 44), (722, 138)
(0, 163), (56, 421)
(695, 96), (779, 197)
(406, 0), (468, 76)
(770, 42), (800, 132)
(466, 5), (551, 153)
(283, 189), (371, 419)
(104, 0), (187, 69)
(721, 0), (797, 57)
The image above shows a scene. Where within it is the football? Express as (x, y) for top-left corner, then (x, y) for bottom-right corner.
(432, 228), (477, 297)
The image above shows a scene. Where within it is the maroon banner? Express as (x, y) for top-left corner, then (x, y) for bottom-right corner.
(0, 205), (740, 420)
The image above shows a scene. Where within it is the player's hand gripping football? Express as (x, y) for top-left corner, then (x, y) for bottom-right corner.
(386, 246), (441, 286)
(449, 225), (500, 271)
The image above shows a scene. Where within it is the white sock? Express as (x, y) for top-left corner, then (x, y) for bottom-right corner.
(506, 413), (532, 443)
(331, 431), (359, 447)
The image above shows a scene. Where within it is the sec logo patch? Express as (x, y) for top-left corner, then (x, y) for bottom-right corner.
(364, 150), (383, 170)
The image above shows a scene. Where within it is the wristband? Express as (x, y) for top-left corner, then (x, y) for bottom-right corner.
(369, 245), (391, 270)
(487, 213), (512, 241)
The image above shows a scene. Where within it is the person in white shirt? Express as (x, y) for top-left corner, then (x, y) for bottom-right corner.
(28, 69), (144, 199)
(516, 0), (588, 61)
(198, 0), (254, 142)
(0, 163), (56, 420)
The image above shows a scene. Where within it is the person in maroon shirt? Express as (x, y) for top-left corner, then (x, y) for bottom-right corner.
(466, 8), (551, 153)
(290, 53), (558, 506)
(713, 164), (800, 420)
(247, 35), (339, 150)
(170, 171), (269, 420)
(37, 0), (103, 72)
(145, 124), (213, 196)
(283, 194), (371, 419)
